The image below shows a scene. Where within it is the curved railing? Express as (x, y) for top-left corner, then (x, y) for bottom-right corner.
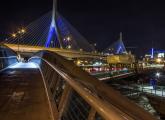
(29, 50), (156, 120)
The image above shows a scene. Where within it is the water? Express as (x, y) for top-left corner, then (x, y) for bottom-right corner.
(105, 70), (165, 120)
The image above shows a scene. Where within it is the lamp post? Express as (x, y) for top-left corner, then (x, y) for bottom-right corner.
(18, 28), (26, 60)
(11, 28), (26, 61)
(17, 28), (25, 53)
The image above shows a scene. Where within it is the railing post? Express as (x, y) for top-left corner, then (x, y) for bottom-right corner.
(87, 108), (96, 120)
(162, 88), (164, 96)
(58, 83), (72, 119)
(49, 72), (58, 89)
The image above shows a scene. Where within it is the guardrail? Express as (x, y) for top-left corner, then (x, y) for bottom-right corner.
(141, 85), (165, 97)
(29, 50), (156, 120)
(0, 56), (18, 71)
(0, 44), (18, 71)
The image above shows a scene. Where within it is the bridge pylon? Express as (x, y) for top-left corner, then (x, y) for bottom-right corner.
(45, 0), (63, 48)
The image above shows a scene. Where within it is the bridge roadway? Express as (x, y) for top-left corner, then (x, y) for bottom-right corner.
(4, 44), (105, 58)
(0, 65), (53, 120)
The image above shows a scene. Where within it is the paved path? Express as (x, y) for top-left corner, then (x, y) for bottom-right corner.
(0, 66), (52, 120)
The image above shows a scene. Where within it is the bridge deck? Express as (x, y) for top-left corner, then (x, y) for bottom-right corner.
(0, 68), (52, 120)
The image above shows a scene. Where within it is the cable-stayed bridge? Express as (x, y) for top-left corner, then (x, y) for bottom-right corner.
(4, 11), (95, 52)
(2, 0), (128, 59)
(0, 0), (157, 120)
(3, 0), (97, 58)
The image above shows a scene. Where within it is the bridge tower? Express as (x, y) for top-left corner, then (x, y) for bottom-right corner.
(45, 0), (63, 48)
(117, 32), (125, 54)
(119, 32), (122, 41)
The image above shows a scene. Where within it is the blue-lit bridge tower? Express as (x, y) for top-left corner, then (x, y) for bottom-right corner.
(45, 0), (63, 48)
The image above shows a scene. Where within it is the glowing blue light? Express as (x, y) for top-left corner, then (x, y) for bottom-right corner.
(117, 46), (122, 54)
(151, 48), (154, 58)
(45, 25), (56, 47)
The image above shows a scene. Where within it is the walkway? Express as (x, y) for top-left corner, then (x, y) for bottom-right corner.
(0, 63), (52, 120)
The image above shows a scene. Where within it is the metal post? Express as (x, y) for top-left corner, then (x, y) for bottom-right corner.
(162, 88), (164, 96)
(18, 38), (19, 53)
(18, 35), (21, 61)
(88, 108), (96, 120)
(58, 83), (72, 119)
(151, 89), (152, 94)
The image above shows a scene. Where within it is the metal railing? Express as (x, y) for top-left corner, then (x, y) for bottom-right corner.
(0, 56), (18, 71)
(0, 44), (18, 71)
(29, 50), (156, 120)
(141, 85), (165, 97)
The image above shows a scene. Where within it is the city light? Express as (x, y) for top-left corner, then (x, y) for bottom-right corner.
(156, 58), (161, 63)
(67, 45), (71, 49)
(67, 36), (71, 41)
(18, 30), (21, 34)
(156, 72), (160, 78)
(76, 60), (81, 65)
(11, 28), (26, 38)
(93, 62), (102, 66)
(18, 28), (26, 34)
(21, 28), (26, 33)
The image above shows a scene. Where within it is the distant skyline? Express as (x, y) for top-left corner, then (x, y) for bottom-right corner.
(1, 0), (165, 56)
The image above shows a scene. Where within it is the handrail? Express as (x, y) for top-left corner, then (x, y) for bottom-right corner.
(36, 57), (128, 120)
(0, 45), (18, 71)
(0, 56), (17, 59)
(29, 50), (156, 120)
(141, 86), (165, 97)
(0, 56), (18, 72)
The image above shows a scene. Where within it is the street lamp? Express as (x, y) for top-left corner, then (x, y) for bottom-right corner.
(17, 28), (26, 55)
(12, 33), (17, 38)
(67, 36), (71, 41)
(21, 29), (26, 33)
(11, 28), (26, 61)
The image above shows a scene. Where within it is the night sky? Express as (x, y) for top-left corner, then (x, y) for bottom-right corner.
(1, 0), (165, 56)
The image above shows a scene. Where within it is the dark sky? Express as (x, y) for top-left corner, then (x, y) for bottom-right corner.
(1, 0), (165, 56)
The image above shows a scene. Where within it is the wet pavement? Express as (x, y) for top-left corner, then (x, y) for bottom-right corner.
(0, 67), (52, 120)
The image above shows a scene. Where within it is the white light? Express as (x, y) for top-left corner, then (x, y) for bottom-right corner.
(68, 45), (71, 49)
(156, 72), (160, 77)
(156, 58), (161, 63)
(9, 62), (38, 69)
(93, 62), (102, 66)
(67, 36), (71, 41)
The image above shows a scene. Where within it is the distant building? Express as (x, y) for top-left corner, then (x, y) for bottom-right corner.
(144, 49), (165, 64)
